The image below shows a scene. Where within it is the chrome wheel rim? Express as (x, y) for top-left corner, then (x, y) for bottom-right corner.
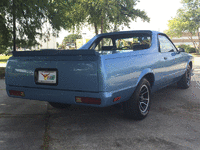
(139, 85), (149, 113)
(186, 67), (191, 86)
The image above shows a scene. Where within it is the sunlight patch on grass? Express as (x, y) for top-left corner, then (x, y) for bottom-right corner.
(0, 55), (12, 63)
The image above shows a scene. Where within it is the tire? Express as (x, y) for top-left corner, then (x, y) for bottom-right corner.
(123, 78), (151, 120)
(177, 65), (191, 89)
(49, 102), (71, 109)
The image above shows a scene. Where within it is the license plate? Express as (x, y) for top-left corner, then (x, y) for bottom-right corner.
(38, 70), (57, 84)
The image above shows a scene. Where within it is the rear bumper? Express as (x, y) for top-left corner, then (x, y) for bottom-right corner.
(6, 85), (133, 107)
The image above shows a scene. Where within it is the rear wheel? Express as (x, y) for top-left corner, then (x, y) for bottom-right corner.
(177, 65), (191, 89)
(123, 78), (151, 120)
(49, 102), (71, 109)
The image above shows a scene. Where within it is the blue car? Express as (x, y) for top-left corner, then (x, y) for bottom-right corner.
(5, 30), (193, 120)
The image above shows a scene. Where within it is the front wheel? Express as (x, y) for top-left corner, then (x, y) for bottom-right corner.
(177, 65), (191, 89)
(49, 102), (71, 109)
(123, 78), (151, 120)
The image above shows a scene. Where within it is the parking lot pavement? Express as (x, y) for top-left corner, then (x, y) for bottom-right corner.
(46, 81), (200, 150)
(0, 79), (48, 150)
(46, 58), (200, 150)
(0, 116), (46, 150)
(0, 57), (199, 150)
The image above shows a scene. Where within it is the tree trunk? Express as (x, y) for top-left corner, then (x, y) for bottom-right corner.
(13, 0), (16, 51)
(94, 23), (98, 35)
(101, 16), (103, 34)
(114, 24), (116, 32)
(100, 16), (104, 48)
(94, 23), (100, 50)
(188, 32), (197, 49)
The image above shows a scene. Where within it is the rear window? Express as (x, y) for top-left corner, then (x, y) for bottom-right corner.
(90, 33), (152, 53)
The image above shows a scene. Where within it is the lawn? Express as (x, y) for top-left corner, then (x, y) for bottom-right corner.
(0, 55), (11, 78)
(0, 55), (12, 63)
(191, 53), (200, 57)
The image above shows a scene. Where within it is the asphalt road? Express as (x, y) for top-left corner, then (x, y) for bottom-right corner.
(0, 57), (200, 150)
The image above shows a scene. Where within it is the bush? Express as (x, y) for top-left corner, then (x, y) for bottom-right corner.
(185, 47), (196, 53)
(178, 44), (197, 53)
(0, 67), (6, 79)
(178, 44), (191, 50)
(3, 48), (12, 56)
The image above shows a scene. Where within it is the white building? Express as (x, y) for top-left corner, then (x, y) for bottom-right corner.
(170, 32), (200, 47)
(39, 33), (57, 49)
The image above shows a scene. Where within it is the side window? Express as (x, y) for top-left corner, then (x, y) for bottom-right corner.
(115, 38), (133, 50)
(102, 38), (113, 46)
(158, 35), (176, 53)
(115, 36), (151, 50)
(90, 34), (152, 51)
(94, 38), (113, 51)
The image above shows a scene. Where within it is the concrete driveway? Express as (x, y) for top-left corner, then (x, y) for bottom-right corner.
(0, 57), (199, 150)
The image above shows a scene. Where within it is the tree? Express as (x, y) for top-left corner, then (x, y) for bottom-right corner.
(0, 14), (12, 53)
(165, 0), (200, 52)
(0, 0), (149, 53)
(61, 34), (82, 48)
(56, 42), (59, 48)
(66, 0), (150, 35)
(0, 0), (78, 53)
(63, 34), (82, 43)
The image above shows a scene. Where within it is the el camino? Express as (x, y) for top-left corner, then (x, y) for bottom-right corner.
(6, 30), (193, 120)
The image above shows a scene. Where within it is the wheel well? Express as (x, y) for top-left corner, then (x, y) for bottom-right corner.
(143, 73), (154, 88)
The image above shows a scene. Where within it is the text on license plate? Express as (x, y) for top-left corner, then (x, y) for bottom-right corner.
(38, 70), (57, 84)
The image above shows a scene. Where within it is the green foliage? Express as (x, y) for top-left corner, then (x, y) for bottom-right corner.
(0, 67), (6, 79)
(60, 34), (82, 49)
(0, 0), (149, 53)
(3, 48), (12, 56)
(0, 0), (77, 53)
(178, 44), (191, 50)
(0, 12), (12, 54)
(1, 0), (47, 49)
(63, 34), (82, 44)
(165, 0), (200, 52)
(67, 0), (150, 35)
(178, 44), (197, 53)
(187, 47), (197, 53)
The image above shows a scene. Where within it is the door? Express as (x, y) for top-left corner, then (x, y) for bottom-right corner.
(156, 34), (181, 87)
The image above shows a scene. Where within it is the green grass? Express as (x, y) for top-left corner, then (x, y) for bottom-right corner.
(0, 55), (10, 78)
(0, 55), (12, 63)
(191, 53), (200, 57)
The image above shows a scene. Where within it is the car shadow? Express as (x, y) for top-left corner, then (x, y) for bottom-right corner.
(47, 79), (200, 122)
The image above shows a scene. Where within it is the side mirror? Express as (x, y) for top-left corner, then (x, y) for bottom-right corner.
(178, 48), (185, 52)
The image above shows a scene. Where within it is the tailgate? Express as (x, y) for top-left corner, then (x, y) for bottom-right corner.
(6, 50), (100, 92)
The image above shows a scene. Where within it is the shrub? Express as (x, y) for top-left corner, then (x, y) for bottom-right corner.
(178, 44), (191, 50)
(3, 48), (12, 56)
(178, 44), (197, 53)
(185, 47), (197, 53)
(0, 67), (5, 79)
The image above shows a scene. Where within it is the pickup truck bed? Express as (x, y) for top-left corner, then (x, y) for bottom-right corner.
(6, 49), (140, 107)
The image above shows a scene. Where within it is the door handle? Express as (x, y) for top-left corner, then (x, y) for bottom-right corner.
(164, 57), (167, 60)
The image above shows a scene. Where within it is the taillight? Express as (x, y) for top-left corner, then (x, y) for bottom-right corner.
(113, 96), (121, 102)
(75, 97), (101, 105)
(9, 90), (25, 97)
